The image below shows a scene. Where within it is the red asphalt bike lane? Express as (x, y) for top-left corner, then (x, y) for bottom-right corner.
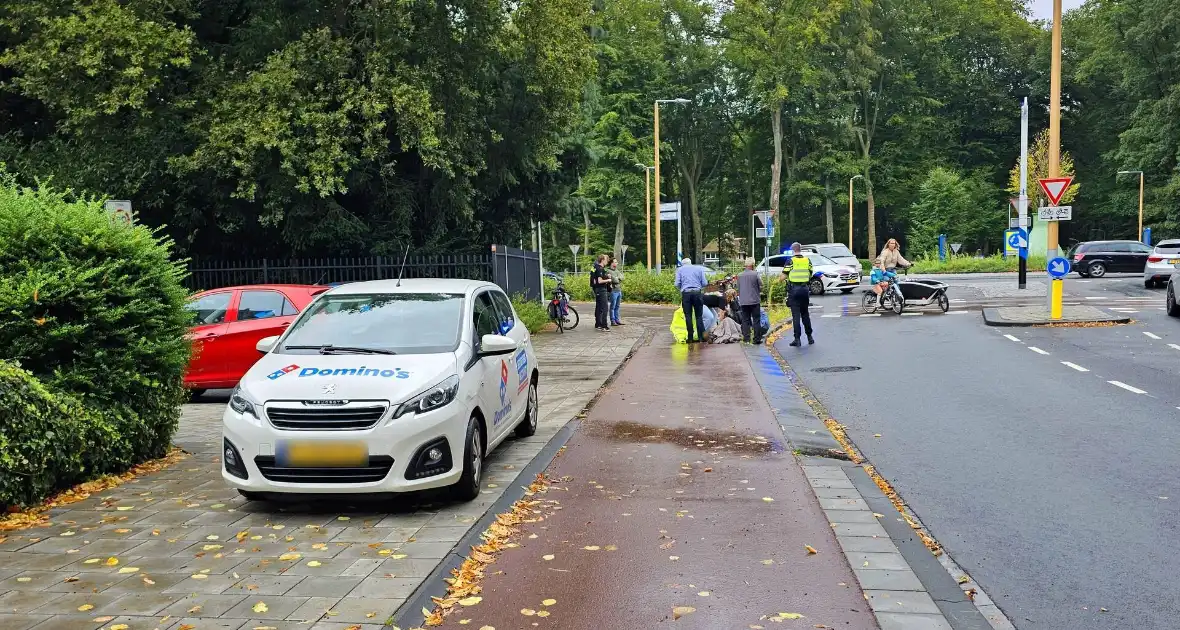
(435, 337), (878, 630)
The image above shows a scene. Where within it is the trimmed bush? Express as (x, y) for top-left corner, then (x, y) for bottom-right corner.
(511, 295), (550, 334)
(0, 174), (191, 507)
(546, 267), (788, 305)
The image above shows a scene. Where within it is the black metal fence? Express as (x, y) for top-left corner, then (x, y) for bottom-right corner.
(186, 246), (542, 300)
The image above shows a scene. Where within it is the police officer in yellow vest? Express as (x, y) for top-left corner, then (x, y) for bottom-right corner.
(783, 242), (815, 347)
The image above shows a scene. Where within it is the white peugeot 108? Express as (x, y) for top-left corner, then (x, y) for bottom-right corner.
(221, 279), (540, 502)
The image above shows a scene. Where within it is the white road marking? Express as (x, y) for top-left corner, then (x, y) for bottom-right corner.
(1061, 362), (1089, 372)
(859, 314), (881, 317)
(948, 310), (969, 314)
(1085, 296), (1107, 300)
(1004, 334), (1022, 342)
(1028, 346), (1050, 355)
(951, 299), (967, 303)
(1110, 309), (1139, 313)
(821, 314), (841, 318)
(1168, 344), (1180, 351)
(1108, 381), (1147, 395)
(901, 312), (922, 317)
(1144, 332), (1162, 340)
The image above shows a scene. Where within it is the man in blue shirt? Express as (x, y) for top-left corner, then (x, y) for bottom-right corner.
(674, 257), (708, 343)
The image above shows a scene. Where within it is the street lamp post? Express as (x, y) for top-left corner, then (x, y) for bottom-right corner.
(636, 163), (654, 271)
(848, 175), (863, 255)
(1118, 170), (1145, 242)
(653, 98), (691, 273)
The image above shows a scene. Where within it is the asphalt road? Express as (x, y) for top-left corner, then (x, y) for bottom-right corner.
(775, 275), (1180, 630)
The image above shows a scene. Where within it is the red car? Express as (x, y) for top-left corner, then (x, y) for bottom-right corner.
(184, 284), (328, 394)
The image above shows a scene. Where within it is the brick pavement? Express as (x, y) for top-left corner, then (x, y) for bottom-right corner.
(0, 308), (668, 630)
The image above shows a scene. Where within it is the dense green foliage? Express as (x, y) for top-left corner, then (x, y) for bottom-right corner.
(0, 176), (191, 507)
(511, 294), (550, 334)
(0, 1), (1169, 267)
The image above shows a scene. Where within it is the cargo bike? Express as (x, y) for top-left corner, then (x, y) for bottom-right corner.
(861, 271), (950, 315)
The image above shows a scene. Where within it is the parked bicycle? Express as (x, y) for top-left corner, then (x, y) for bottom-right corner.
(548, 279), (579, 332)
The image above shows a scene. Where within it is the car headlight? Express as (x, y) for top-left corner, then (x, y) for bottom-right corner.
(823, 272), (837, 278)
(229, 385), (259, 419)
(394, 375), (460, 419)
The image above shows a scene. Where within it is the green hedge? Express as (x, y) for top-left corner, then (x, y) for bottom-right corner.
(511, 295), (550, 334)
(0, 174), (191, 508)
(544, 267), (785, 305)
(859, 254), (1048, 274)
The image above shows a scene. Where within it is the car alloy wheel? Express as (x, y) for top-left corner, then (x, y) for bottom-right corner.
(1089, 261), (1107, 278)
(809, 278), (824, 295)
(515, 379), (538, 438)
(452, 416), (483, 501)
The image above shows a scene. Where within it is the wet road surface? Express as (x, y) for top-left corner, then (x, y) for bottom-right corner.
(436, 335), (878, 629)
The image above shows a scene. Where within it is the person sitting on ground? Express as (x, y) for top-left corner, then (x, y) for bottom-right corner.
(724, 288), (741, 322)
(709, 308), (742, 344)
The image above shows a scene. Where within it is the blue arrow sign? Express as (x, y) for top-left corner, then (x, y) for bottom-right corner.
(1047, 256), (1071, 279)
(1007, 228), (1029, 250)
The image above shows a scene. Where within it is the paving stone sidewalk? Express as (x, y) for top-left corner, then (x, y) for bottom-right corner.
(0, 311), (663, 630)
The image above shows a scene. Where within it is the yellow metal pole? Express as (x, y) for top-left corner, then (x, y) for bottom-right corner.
(1048, 0), (1064, 319)
(1138, 171), (1145, 241)
(644, 168), (652, 270)
(654, 102), (662, 273)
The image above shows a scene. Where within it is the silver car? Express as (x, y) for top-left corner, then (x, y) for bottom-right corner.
(1145, 239), (1180, 288)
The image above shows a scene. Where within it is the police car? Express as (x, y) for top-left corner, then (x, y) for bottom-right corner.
(221, 279), (539, 502)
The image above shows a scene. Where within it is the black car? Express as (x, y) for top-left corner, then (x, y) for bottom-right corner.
(1068, 240), (1152, 278)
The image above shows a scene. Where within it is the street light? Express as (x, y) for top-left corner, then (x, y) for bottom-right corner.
(1117, 170), (1145, 242)
(636, 163), (655, 271)
(849, 175), (864, 255)
(654, 98), (691, 272)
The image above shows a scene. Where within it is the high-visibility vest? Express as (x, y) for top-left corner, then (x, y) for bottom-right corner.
(786, 255), (814, 284)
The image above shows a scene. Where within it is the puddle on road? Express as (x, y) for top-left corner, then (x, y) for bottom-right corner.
(586, 420), (782, 455)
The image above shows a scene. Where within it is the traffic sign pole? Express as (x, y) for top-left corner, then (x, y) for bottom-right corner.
(1046, 0), (1064, 318)
(1018, 98), (1029, 290)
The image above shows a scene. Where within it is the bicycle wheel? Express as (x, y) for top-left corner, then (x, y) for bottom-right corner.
(938, 293), (950, 313)
(549, 303), (564, 333)
(861, 291), (878, 314)
(564, 306), (580, 330)
(892, 292), (905, 315)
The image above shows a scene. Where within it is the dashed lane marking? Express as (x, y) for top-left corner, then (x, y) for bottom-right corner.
(1085, 296), (1107, 300)
(1028, 346), (1050, 355)
(1061, 362), (1089, 372)
(1144, 332), (1162, 340)
(821, 314), (841, 318)
(1168, 344), (1180, 351)
(1109, 381), (1147, 395)
(1004, 334), (1021, 342)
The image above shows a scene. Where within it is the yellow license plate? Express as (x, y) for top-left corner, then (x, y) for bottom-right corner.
(278, 441), (368, 467)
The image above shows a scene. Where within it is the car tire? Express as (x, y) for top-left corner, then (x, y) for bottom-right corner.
(189, 389), (207, 400)
(515, 378), (538, 438)
(840, 288), (854, 294)
(451, 416), (484, 502)
(809, 278), (825, 295)
(1088, 261), (1107, 278)
(237, 490), (261, 501)
(1146, 279), (1157, 289)
(1168, 284), (1180, 317)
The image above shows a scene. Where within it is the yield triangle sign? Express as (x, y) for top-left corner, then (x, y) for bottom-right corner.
(1038, 177), (1073, 206)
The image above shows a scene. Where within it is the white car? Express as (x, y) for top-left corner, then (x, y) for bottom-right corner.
(1144, 239), (1180, 288)
(221, 279), (539, 502)
(802, 243), (860, 270)
(756, 253), (861, 295)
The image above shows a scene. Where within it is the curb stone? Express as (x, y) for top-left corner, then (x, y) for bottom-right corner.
(744, 343), (1016, 630)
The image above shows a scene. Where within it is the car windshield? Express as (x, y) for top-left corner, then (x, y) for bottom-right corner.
(1155, 242), (1180, 253)
(806, 253), (836, 266)
(278, 292), (464, 355)
(817, 245), (854, 259)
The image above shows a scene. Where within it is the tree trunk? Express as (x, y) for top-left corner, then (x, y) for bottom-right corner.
(686, 175), (702, 262)
(769, 105), (783, 219)
(824, 178), (834, 243)
(582, 207), (591, 257)
(613, 209), (625, 262)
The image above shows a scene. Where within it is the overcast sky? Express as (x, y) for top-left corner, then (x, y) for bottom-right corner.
(1028, 0), (1086, 21)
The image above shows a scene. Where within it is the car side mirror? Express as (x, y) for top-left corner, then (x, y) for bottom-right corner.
(479, 334), (517, 356)
(256, 336), (279, 354)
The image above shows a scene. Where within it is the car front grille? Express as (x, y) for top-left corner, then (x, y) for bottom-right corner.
(253, 456), (395, 484)
(839, 273), (859, 281)
(265, 403), (388, 431)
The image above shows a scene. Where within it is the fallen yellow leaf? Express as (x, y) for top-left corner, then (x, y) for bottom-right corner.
(187, 606), (202, 614)
(337, 516), (350, 521)
(203, 544), (222, 551)
(16, 577), (31, 583)
(104, 557), (119, 566)
(536, 611), (550, 617)
(93, 617), (114, 623)
(672, 606), (696, 620)
(760, 559), (775, 565)
(191, 574), (208, 580)
(278, 553), (301, 561)
(542, 554), (555, 561)
(179, 625), (197, 630)
(252, 601), (269, 613)
(761, 497), (775, 503)
(805, 545), (818, 555)
(480, 627), (496, 630)
(698, 591), (710, 597)
(77, 604), (94, 612)
(521, 608), (536, 616)
(206, 534), (220, 540)
(390, 553), (408, 560)
(541, 599), (556, 606)
(458, 596), (482, 606)
(582, 545), (600, 551)
(114, 528), (131, 534)
(118, 567), (139, 574)
(306, 560), (322, 567)
(60, 531), (75, 536)
(110, 625), (129, 630)
(84, 558), (100, 564)
(775, 612), (805, 619)
(669, 555), (679, 561)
